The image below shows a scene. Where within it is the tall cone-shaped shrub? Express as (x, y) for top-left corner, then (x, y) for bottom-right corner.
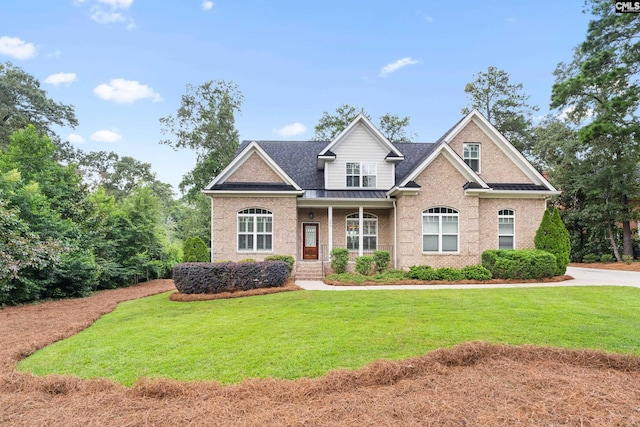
(182, 236), (210, 262)
(534, 208), (571, 275)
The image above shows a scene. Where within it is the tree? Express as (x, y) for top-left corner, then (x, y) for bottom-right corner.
(461, 66), (539, 154)
(313, 104), (416, 142)
(160, 80), (243, 201)
(0, 62), (77, 149)
(534, 208), (571, 275)
(550, 1), (640, 259)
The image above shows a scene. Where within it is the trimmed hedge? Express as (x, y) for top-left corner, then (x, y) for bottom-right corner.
(482, 249), (557, 280)
(373, 250), (391, 272)
(264, 254), (295, 273)
(173, 261), (289, 294)
(355, 255), (374, 275)
(330, 248), (349, 274)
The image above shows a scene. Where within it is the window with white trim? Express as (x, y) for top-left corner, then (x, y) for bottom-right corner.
(237, 208), (273, 251)
(346, 162), (377, 188)
(463, 143), (480, 173)
(422, 207), (459, 253)
(346, 212), (377, 251)
(498, 209), (515, 250)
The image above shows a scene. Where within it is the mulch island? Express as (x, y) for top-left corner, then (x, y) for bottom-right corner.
(170, 279), (302, 301)
(2, 279), (640, 426)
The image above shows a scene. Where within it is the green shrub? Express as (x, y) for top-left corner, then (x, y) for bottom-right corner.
(435, 267), (465, 281)
(600, 254), (614, 263)
(182, 236), (210, 262)
(582, 253), (599, 263)
(461, 264), (492, 280)
(173, 261), (289, 294)
(622, 255), (634, 265)
(355, 255), (374, 275)
(238, 258), (256, 263)
(407, 265), (440, 281)
(534, 208), (571, 275)
(330, 248), (349, 274)
(482, 249), (557, 280)
(264, 255), (295, 273)
(372, 250), (391, 273)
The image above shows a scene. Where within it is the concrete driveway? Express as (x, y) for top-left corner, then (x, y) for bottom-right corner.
(296, 266), (640, 290)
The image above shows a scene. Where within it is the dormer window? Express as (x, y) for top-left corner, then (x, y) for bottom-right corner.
(346, 162), (377, 188)
(463, 143), (480, 173)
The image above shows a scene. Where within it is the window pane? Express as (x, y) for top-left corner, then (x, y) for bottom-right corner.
(305, 225), (316, 247)
(347, 236), (359, 250)
(362, 175), (376, 187)
(346, 162), (360, 174)
(467, 159), (479, 172)
(346, 176), (360, 187)
(442, 216), (458, 233)
(423, 235), (438, 252)
(238, 217), (253, 233)
(423, 216), (439, 234)
(257, 234), (272, 250)
(363, 237), (376, 251)
(442, 235), (458, 252)
(498, 223), (514, 235)
(238, 234), (252, 250)
(499, 236), (514, 250)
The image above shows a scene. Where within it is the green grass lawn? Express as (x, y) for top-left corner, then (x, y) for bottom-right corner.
(18, 286), (640, 386)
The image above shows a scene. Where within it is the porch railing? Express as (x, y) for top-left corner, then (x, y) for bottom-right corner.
(320, 245), (394, 262)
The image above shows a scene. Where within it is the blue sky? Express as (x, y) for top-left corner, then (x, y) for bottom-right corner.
(2, 0), (593, 193)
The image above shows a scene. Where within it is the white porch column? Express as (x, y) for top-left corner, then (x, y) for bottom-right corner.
(328, 206), (333, 257)
(358, 205), (364, 257)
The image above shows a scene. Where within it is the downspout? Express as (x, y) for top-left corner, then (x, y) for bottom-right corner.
(393, 199), (397, 269)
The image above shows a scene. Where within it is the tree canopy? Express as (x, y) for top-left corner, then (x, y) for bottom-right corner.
(160, 80), (243, 201)
(462, 66), (539, 154)
(313, 104), (416, 142)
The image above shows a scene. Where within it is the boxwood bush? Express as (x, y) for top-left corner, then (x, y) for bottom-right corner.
(355, 255), (374, 275)
(482, 249), (557, 280)
(330, 248), (349, 274)
(460, 264), (492, 280)
(173, 261), (289, 294)
(264, 254), (295, 273)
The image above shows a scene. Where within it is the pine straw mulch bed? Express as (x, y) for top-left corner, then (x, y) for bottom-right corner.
(2, 280), (640, 426)
(323, 275), (574, 286)
(570, 261), (640, 272)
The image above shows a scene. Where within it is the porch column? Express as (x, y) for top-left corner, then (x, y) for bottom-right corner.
(358, 206), (364, 257)
(328, 206), (333, 256)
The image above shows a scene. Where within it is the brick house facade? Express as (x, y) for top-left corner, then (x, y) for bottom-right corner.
(204, 110), (559, 277)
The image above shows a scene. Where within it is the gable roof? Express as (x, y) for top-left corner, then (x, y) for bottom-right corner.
(318, 113), (404, 159)
(204, 141), (302, 192)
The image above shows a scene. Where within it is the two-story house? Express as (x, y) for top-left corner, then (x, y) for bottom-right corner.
(203, 110), (559, 278)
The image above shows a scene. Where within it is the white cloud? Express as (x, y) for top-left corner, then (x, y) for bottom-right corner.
(44, 72), (78, 86)
(273, 122), (307, 137)
(67, 133), (86, 144)
(202, 1), (214, 11)
(91, 130), (122, 143)
(0, 36), (36, 59)
(379, 57), (419, 77)
(98, 0), (133, 8)
(424, 16), (433, 23)
(557, 105), (593, 122)
(91, 9), (125, 24)
(94, 78), (162, 104)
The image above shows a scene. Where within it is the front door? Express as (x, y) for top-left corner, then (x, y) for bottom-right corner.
(303, 223), (319, 260)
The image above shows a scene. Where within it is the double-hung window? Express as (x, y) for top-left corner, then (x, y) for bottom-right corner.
(498, 209), (515, 250)
(463, 143), (480, 173)
(237, 208), (273, 251)
(422, 207), (459, 253)
(346, 212), (377, 251)
(346, 162), (376, 188)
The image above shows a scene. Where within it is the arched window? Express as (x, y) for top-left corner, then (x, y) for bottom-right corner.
(346, 212), (377, 251)
(237, 208), (273, 251)
(422, 207), (459, 253)
(498, 209), (515, 250)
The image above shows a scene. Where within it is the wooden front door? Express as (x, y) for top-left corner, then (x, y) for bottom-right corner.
(303, 223), (319, 260)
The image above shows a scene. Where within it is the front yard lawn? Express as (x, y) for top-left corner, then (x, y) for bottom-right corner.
(18, 286), (640, 386)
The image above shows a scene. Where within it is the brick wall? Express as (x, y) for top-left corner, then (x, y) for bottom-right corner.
(210, 196), (297, 261)
(226, 152), (284, 183)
